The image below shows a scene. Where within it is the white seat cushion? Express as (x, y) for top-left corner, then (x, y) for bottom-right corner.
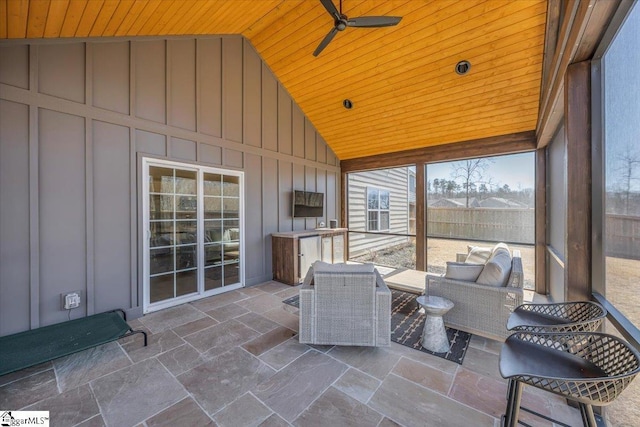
(465, 246), (493, 264)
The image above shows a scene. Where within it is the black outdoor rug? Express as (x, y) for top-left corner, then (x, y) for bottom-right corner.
(282, 289), (471, 364)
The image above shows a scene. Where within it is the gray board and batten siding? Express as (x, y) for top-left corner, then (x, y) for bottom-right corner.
(0, 36), (340, 336)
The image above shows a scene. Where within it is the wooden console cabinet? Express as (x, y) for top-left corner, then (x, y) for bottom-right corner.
(271, 228), (348, 285)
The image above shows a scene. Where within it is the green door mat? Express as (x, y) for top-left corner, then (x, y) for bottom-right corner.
(0, 310), (147, 377)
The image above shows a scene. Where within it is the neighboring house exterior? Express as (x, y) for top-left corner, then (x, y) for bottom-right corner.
(348, 167), (415, 257)
(428, 197), (480, 208)
(478, 197), (528, 208)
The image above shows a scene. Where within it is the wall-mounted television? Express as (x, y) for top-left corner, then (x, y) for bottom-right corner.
(293, 190), (324, 218)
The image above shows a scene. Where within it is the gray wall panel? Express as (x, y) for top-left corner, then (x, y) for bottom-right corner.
(169, 39), (196, 131)
(0, 45), (29, 89)
(262, 65), (278, 152)
(38, 109), (86, 326)
(245, 154), (263, 282)
(277, 86), (292, 155)
(0, 36), (340, 333)
(171, 137), (197, 161)
(225, 148), (243, 169)
(0, 100), (30, 335)
(92, 42), (130, 114)
(262, 157), (279, 276)
(136, 130), (167, 156)
(327, 145), (337, 166)
(222, 38), (243, 143)
(317, 135), (327, 164)
(200, 142), (222, 165)
(278, 161), (293, 232)
(305, 118), (316, 161)
(243, 40), (261, 148)
(198, 39), (222, 138)
(135, 40), (166, 124)
(292, 105), (304, 158)
(38, 43), (85, 103)
(93, 121), (131, 313)
(326, 172), (337, 222)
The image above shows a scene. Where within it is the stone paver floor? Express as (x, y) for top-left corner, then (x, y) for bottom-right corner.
(0, 281), (584, 427)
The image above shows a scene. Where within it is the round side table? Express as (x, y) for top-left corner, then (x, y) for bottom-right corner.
(416, 295), (454, 353)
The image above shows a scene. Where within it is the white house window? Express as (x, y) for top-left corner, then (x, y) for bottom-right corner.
(367, 188), (390, 231)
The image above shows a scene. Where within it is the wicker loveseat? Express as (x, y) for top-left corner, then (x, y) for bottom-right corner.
(299, 261), (391, 346)
(426, 244), (524, 341)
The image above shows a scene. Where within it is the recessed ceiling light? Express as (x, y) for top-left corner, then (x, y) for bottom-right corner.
(455, 60), (471, 75)
(343, 99), (353, 109)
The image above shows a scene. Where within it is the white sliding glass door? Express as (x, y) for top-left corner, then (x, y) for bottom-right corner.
(143, 158), (243, 313)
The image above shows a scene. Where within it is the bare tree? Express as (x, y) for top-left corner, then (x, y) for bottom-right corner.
(450, 158), (494, 207)
(616, 146), (640, 214)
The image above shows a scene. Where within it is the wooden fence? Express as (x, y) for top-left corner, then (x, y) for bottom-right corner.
(427, 207), (535, 244)
(606, 214), (640, 259)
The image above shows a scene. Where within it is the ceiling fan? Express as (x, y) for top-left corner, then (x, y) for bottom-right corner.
(313, 0), (403, 57)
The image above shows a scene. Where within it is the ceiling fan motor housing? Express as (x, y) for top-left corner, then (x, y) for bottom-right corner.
(336, 16), (348, 31)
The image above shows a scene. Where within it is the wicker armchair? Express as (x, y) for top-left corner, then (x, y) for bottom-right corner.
(426, 249), (524, 341)
(298, 262), (391, 346)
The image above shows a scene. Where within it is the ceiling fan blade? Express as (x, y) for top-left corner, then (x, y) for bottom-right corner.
(319, 0), (341, 20)
(313, 27), (339, 57)
(347, 16), (402, 28)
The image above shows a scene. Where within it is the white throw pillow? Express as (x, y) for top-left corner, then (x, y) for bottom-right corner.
(444, 262), (485, 281)
(491, 242), (510, 255)
(476, 248), (512, 287)
(465, 246), (492, 264)
(312, 261), (375, 273)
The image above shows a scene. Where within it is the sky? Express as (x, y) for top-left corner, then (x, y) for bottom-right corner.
(426, 152), (535, 191)
(604, 3), (640, 192)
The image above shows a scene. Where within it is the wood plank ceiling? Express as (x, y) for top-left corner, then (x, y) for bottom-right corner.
(0, 0), (547, 160)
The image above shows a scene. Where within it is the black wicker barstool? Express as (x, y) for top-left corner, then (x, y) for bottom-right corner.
(500, 331), (640, 427)
(507, 301), (607, 334)
(502, 301), (608, 426)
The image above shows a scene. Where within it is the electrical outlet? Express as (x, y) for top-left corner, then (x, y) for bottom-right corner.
(61, 291), (82, 310)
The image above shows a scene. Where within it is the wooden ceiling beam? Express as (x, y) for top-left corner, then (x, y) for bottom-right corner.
(337, 126), (538, 158)
(536, 0), (620, 148)
(340, 131), (536, 173)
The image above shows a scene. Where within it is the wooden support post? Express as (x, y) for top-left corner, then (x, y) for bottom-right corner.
(565, 60), (592, 301)
(416, 163), (426, 271)
(340, 170), (348, 258)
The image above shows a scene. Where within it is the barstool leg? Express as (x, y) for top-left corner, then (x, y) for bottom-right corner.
(503, 379), (515, 426)
(579, 403), (597, 427)
(505, 381), (523, 427)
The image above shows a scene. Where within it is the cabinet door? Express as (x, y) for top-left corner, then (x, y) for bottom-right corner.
(333, 234), (345, 263)
(321, 236), (333, 262)
(299, 236), (321, 278)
